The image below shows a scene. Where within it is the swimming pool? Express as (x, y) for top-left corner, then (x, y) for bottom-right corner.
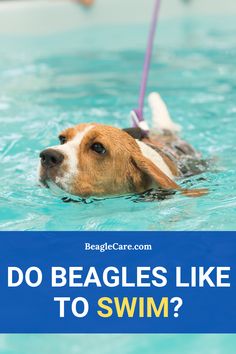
(0, 13), (236, 231)
(0, 2), (236, 353)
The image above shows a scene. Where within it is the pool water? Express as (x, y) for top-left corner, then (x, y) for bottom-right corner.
(0, 334), (235, 354)
(0, 12), (236, 354)
(0, 17), (236, 231)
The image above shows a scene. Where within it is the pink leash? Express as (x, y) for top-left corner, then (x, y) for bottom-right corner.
(131, 0), (161, 134)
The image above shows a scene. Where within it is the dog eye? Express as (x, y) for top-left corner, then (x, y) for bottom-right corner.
(91, 143), (106, 154)
(59, 135), (67, 145)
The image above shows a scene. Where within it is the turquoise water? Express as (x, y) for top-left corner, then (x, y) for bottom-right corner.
(0, 14), (236, 354)
(0, 334), (235, 354)
(1, 18), (236, 231)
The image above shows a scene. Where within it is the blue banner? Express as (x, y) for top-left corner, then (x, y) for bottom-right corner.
(0, 231), (235, 333)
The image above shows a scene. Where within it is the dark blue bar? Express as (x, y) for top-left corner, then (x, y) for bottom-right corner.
(0, 231), (235, 333)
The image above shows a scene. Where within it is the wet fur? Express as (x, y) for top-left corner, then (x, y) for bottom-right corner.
(39, 123), (207, 198)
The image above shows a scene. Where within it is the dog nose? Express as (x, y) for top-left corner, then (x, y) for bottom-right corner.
(40, 149), (64, 168)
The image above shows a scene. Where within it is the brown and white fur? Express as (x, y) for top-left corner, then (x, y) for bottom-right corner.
(38, 93), (207, 198)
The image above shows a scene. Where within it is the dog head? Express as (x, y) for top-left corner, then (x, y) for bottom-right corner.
(38, 123), (207, 198)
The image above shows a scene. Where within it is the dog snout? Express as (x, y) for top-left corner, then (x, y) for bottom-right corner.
(40, 148), (64, 168)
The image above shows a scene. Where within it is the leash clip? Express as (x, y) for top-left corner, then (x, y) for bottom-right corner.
(130, 110), (150, 134)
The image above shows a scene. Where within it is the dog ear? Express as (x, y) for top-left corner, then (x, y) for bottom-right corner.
(131, 152), (208, 197)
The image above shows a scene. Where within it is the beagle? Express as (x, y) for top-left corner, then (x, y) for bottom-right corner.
(39, 93), (208, 199)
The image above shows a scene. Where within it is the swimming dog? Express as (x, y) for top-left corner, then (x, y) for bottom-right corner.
(39, 93), (208, 199)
